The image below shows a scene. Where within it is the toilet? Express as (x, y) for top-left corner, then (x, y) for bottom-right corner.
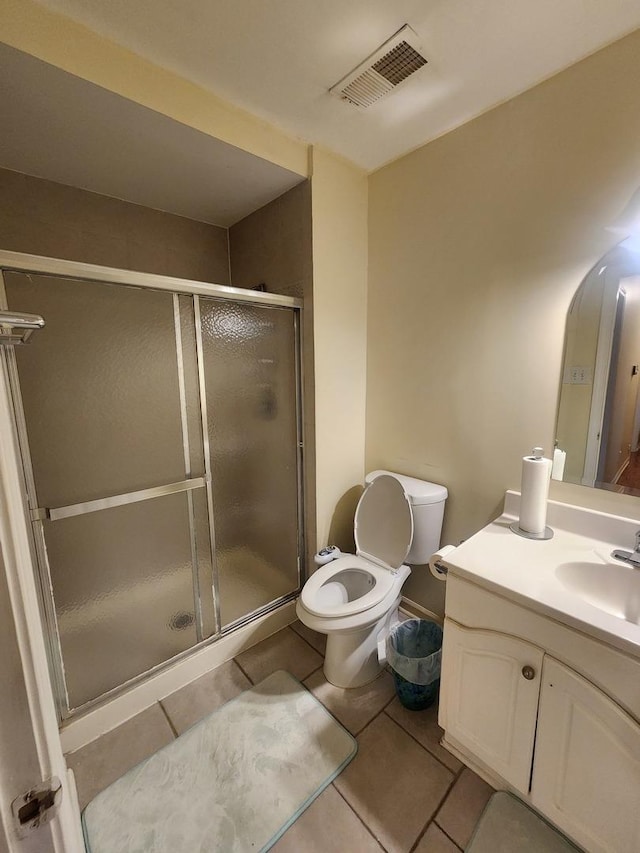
(296, 470), (448, 688)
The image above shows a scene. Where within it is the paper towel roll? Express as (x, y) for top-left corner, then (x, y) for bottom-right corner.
(551, 448), (566, 481)
(519, 448), (552, 534)
(429, 545), (457, 581)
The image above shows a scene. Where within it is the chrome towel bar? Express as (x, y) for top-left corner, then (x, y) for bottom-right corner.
(30, 477), (207, 522)
(0, 310), (45, 345)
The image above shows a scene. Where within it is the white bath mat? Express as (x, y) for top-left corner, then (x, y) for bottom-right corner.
(82, 670), (357, 853)
(466, 791), (580, 852)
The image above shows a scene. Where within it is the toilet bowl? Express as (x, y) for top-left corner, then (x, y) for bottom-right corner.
(297, 471), (447, 688)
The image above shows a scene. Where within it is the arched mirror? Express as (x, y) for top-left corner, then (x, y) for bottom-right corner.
(555, 236), (640, 494)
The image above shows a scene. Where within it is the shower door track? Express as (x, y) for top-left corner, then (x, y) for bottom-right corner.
(0, 249), (305, 722)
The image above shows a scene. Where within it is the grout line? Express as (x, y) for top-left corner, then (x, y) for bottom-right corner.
(433, 820), (464, 851)
(431, 773), (464, 829)
(290, 624), (327, 658)
(381, 710), (462, 777)
(410, 819), (463, 853)
(349, 687), (397, 737)
(408, 821), (431, 853)
(344, 672), (410, 739)
(157, 700), (179, 739)
(349, 705), (384, 740)
(408, 772), (461, 853)
(304, 663), (324, 680)
(233, 657), (255, 685)
(331, 782), (390, 853)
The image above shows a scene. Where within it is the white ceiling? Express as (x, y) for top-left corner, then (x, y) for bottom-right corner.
(33, 0), (640, 171)
(0, 43), (303, 226)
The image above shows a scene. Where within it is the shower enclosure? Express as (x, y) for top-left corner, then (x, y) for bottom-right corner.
(0, 253), (304, 719)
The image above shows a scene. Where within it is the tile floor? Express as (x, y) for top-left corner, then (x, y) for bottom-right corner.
(66, 622), (494, 852)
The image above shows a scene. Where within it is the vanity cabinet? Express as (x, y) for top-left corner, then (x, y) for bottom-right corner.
(531, 657), (640, 853)
(439, 621), (543, 792)
(439, 578), (640, 853)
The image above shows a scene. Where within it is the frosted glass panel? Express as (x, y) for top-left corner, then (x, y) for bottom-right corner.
(2, 266), (300, 715)
(199, 299), (300, 626)
(45, 492), (198, 709)
(5, 272), (187, 507)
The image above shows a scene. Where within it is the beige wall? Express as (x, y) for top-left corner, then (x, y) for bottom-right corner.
(367, 28), (640, 613)
(0, 168), (230, 283)
(311, 148), (368, 553)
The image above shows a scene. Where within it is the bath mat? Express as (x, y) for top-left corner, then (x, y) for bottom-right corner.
(82, 670), (357, 853)
(466, 791), (580, 852)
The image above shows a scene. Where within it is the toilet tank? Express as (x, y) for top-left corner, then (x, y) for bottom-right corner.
(365, 470), (448, 564)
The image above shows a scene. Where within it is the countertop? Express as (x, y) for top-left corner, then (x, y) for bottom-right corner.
(442, 491), (640, 660)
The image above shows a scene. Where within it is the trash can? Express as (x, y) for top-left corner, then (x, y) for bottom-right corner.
(386, 618), (443, 711)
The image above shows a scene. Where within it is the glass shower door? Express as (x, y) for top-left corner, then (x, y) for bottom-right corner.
(197, 297), (301, 627)
(4, 272), (213, 711)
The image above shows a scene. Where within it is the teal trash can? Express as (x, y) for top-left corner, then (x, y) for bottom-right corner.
(386, 618), (443, 711)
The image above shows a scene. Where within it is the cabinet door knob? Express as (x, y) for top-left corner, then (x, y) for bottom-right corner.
(522, 665), (536, 680)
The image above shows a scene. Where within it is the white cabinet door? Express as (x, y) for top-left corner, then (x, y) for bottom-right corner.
(531, 657), (640, 853)
(439, 619), (543, 792)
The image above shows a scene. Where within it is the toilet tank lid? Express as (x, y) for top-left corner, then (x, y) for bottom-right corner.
(365, 470), (448, 506)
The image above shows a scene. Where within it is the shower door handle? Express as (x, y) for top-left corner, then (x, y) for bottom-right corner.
(32, 476), (206, 522)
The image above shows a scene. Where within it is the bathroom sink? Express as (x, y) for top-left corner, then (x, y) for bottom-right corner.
(556, 560), (640, 626)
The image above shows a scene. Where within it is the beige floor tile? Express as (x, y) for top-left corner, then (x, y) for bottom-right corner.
(66, 704), (175, 810)
(435, 768), (494, 849)
(160, 659), (251, 735)
(235, 626), (323, 684)
(385, 698), (462, 773)
(414, 823), (462, 852)
(290, 619), (327, 655)
(271, 784), (384, 853)
(335, 714), (454, 853)
(304, 669), (395, 735)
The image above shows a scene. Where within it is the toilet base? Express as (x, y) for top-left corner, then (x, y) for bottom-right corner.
(322, 605), (399, 689)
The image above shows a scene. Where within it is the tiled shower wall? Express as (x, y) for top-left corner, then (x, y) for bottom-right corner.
(0, 168), (230, 283)
(230, 181), (316, 570)
(230, 181), (312, 300)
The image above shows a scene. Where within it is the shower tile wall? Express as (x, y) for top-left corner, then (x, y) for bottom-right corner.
(0, 168), (230, 283)
(230, 181), (312, 299)
(229, 181), (316, 571)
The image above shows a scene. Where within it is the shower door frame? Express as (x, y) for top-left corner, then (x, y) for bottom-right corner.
(0, 249), (305, 722)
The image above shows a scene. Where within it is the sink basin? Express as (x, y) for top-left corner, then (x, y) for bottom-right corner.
(556, 560), (640, 625)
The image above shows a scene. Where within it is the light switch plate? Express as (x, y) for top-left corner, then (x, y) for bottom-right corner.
(563, 365), (592, 385)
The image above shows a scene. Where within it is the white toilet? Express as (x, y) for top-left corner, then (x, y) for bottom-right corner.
(296, 470), (448, 688)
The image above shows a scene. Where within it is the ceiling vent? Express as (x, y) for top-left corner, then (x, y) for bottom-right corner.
(329, 25), (427, 109)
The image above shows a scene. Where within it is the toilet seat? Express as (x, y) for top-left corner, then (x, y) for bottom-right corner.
(301, 475), (414, 620)
(300, 555), (396, 618)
